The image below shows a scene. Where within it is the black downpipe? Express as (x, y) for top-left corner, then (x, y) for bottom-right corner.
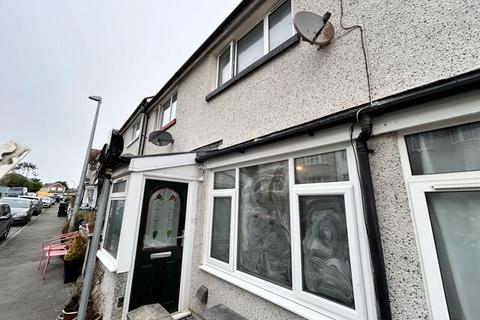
(138, 101), (150, 156)
(355, 112), (392, 320)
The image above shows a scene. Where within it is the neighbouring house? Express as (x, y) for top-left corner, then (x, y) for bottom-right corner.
(81, 149), (102, 209)
(46, 183), (66, 196)
(89, 1), (480, 320)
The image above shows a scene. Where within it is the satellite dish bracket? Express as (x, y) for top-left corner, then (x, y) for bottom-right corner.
(294, 11), (335, 50)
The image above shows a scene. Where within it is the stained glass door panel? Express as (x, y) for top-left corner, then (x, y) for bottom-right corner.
(143, 188), (181, 250)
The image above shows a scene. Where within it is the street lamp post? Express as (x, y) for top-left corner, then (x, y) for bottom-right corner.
(69, 96), (102, 230)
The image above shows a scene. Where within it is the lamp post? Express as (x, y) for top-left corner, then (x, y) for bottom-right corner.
(69, 95), (102, 230)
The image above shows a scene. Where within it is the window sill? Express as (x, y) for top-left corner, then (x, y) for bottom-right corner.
(199, 264), (348, 320)
(206, 34), (300, 102)
(126, 136), (139, 148)
(97, 249), (118, 273)
(160, 119), (176, 131)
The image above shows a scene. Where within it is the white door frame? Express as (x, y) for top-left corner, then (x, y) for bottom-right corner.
(120, 169), (200, 319)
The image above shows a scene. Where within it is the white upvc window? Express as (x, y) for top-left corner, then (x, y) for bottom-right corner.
(102, 178), (128, 260)
(216, 0), (293, 87)
(156, 93), (177, 129)
(399, 120), (480, 320)
(203, 146), (373, 320)
(217, 43), (234, 87)
(130, 121), (141, 143)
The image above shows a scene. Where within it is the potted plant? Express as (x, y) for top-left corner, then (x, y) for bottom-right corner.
(83, 212), (96, 233)
(64, 233), (88, 283)
(61, 280), (82, 320)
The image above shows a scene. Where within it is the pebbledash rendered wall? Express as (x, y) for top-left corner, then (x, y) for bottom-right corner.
(108, 0), (480, 319)
(141, 0), (479, 156)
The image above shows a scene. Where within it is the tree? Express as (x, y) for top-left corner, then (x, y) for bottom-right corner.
(0, 173), (29, 187)
(0, 161), (44, 193)
(12, 162), (39, 179)
(27, 178), (43, 193)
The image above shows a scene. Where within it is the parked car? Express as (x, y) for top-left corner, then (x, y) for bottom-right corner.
(41, 197), (53, 207)
(0, 197), (34, 224)
(19, 196), (43, 215)
(5, 187), (28, 197)
(0, 203), (13, 240)
(26, 192), (37, 197)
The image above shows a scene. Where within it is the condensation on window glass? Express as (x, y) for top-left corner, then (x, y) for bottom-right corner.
(299, 195), (354, 308)
(214, 169), (236, 189)
(143, 188), (181, 250)
(405, 121), (480, 175)
(237, 22), (264, 73)
(211, 197), (232, 263)
(112, 180), (126, 193)
(104, 199), (125, 259)
(238, 160), (292, 288)
(426, 191), (480, 319)
(268, 0), (292, 51)
(218, 47), (231, 86)
(295, 150), (349, 184)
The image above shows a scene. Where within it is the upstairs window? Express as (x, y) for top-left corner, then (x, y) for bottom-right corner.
(157, 93), (177, 129)
(237, 22), (264, 73)
(217, 44), (233, 86)
(130, 121), (141, 142)
(216, 0), (292, 87)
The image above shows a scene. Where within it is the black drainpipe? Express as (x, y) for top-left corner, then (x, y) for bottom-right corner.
(137, 100), (150, 156)
(356, 112), (392, 320)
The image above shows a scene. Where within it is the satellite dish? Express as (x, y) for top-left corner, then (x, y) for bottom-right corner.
(294, 11), (334, 47)
(148, 130), (174, 146)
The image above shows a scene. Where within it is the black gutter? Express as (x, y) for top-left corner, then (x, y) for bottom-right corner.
(355, 113), (391, 320)
(196, 68), (480, 162)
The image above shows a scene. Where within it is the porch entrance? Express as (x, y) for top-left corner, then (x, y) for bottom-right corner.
(129, 179), (188, 313)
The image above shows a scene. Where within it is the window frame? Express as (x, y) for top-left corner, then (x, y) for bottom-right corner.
(216, 42), (235, 88)
(202, 144), (373, 320)
(215, 0), (293, 88)
(101, 177), (129, 262)
(398, 121), (480, 320)
(156, 93), (178, 130)
(131, 121), (140, 142)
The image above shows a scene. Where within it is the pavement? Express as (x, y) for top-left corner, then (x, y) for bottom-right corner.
(0, 205), (70, 320)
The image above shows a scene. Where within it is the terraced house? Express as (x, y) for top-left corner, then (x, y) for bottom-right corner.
(91, 0), (480, 319)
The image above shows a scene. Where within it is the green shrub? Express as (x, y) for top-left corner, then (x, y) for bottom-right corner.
(64, 234), (88, 261)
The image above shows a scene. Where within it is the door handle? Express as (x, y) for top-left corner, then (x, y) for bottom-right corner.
(150, 252), (172, 260)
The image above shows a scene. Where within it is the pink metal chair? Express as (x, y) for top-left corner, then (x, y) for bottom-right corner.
(38, 231), (78, 279)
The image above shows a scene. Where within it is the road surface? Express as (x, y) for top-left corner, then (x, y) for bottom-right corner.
(0, 204), (70, 320)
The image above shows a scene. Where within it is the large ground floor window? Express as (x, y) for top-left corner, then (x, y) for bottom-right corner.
(400, 120), (480, 320)
(202, 146), (373, 320)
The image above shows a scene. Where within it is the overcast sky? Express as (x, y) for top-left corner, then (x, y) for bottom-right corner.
(0, 0), (241, 187)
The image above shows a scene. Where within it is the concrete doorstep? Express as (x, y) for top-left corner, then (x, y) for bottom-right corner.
(127, 303), (174, 320)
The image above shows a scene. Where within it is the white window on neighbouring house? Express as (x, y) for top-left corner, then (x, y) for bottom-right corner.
(216, 0), (293, 86)
(130, 121), (141, 143)
(156, 93), (177, 129)
(203, 147), (373, 319)
(400, 120), (480, 320)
